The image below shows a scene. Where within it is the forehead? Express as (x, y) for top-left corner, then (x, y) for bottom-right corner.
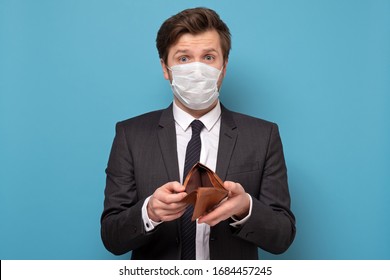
(169, 30), (222, 55)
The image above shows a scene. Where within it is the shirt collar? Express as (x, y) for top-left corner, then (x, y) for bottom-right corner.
(173, 101), (221, 132)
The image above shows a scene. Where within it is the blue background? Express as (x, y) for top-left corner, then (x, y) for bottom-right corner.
(1, 0), (389, 260)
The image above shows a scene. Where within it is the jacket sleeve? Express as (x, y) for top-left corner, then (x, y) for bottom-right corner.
(234, 123), (296, 254)
(100, 122), (153, 255)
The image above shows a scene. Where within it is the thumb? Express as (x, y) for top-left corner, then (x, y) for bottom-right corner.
(166, 181), (186, 193)
(223, 181), (236, 191)
(223, 181), (244, 196)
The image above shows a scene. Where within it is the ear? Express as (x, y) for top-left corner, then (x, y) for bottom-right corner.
(217, 59), (229, 90)
(160, 59), (170, 80)
(221, 59), (228, 78)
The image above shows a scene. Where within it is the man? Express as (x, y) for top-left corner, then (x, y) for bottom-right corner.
(101, 7), (295, 260)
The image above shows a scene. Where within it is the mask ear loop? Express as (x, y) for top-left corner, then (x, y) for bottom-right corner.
(166, 66), (174, 85)
(215, 66), (224, 91)
(217, 66), (224, 78)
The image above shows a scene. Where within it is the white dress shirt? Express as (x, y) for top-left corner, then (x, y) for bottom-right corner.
(142, 100), (252, 259)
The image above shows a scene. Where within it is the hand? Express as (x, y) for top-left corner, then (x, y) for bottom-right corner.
(147, 181), (188, 222)
(198, 181), (250, 226)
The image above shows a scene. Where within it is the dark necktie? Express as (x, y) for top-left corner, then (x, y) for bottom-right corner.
(181, 119), (204, 260)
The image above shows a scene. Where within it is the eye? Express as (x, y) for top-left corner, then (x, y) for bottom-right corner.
(179, 56), (189, 63)
(204, 55), (215, 61)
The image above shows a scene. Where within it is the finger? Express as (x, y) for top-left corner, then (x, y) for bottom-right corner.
(198, 194), (249, 226)
(163, 181), (186, 193)
(151, 197), (188, 212)
(156, 182), (187, 203)
(162, 202), (188, 212)
(156, 192), (188, 204)
(198, 201), (233, 226)
(159, 208), (186, 222)
(223, 181), (244, 193)
(223, 181), (245, 197)
(154, 184), (187, 204)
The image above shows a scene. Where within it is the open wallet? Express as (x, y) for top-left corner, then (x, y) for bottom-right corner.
(180, 162), (228, 221)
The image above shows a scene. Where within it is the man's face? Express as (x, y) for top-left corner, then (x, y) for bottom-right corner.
(161, 29), (228, 89)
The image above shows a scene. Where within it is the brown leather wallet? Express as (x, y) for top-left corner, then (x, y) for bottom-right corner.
(181, 162), (228, 221)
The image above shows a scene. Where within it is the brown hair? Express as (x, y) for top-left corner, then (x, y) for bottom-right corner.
(156, 7), (231, 64)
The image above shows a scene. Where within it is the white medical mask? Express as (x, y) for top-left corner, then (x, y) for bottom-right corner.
(168, 62), (223, 110)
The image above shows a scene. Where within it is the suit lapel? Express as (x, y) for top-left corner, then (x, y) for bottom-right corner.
(216, 105), (237, 181)
(157, 104), (180, 182)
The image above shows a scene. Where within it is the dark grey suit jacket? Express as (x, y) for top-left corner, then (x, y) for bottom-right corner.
(101, 104), (295, 259)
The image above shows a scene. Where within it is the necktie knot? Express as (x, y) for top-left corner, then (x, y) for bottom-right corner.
(191, 120), (204, 135)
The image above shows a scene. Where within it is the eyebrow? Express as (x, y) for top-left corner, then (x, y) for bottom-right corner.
(172, 48), (219, 56)
(173, 49), (189, 56)
(203, 48), (219, 53)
